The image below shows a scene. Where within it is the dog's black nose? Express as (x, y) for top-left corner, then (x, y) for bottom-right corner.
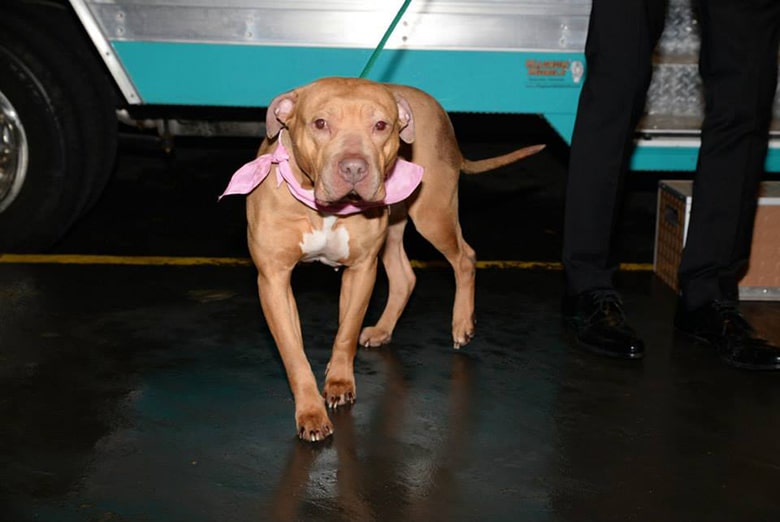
(338, 158), (368, 184)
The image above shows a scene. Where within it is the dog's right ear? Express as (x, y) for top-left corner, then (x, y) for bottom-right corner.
(266, 90), (298, 138)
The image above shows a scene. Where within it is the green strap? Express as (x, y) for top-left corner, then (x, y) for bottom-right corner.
(359, 0), (413, 79)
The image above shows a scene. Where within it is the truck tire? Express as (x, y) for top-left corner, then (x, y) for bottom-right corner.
(0, 3), (118, 252)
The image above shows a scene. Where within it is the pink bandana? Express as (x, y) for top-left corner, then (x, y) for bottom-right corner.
(220, 137), (424, 215)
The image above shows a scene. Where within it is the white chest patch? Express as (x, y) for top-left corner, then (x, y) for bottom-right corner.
(300, 215), (350, 267)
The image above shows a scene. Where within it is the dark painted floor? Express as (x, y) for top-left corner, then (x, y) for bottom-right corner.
(2, 119), (780, 521)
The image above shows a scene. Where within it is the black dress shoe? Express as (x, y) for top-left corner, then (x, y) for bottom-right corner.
(562, 289), (645, 359)
(674, 299), (780, 370)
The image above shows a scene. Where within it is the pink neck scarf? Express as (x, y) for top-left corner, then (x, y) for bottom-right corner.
(220, 136), (424, 215)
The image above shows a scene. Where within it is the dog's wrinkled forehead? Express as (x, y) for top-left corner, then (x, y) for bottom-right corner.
(266, 78), (415, 143)
(299, 81), (398, 121)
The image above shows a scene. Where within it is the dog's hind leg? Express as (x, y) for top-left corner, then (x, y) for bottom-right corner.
(359, 208), (417, 347)
(408, 199), (477, 349)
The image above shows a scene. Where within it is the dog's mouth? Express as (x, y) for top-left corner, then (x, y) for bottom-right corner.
(329, 191), (367, 205)
(315, 190), (376, 209)
(343, 191), (364, 202)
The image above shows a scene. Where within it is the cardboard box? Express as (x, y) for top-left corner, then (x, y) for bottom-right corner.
(654, 180), (780, 301)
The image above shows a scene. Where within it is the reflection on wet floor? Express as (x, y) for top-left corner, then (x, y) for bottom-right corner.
(1, 263), (779, 521)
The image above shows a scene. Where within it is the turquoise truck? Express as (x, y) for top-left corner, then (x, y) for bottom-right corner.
(1, 0), (778, 250)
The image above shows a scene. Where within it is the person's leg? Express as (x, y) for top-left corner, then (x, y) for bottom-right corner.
(678, 0), (780, 308)
(675, 0), (780, 370)
(561, 0), (666, 359)
(563, 0), (667, 295)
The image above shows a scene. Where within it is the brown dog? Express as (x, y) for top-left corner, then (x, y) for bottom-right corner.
(223, 77), (542, 441)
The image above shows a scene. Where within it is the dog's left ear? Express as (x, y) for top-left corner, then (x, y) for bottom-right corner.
(395, 95), (415, 144)
(266, 90), (298, 138)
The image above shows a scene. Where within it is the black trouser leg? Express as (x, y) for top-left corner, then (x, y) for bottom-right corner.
(678, 0), (780, 309)
(562, 0), (667, 296)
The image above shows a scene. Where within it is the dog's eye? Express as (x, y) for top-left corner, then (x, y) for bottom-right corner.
(374, 121), (388, 132)
(313, 118), (327, 130)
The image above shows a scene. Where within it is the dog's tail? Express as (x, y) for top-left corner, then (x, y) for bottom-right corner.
(461, 144), (545, 174)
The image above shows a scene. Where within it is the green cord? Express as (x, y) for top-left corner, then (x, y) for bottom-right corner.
(359, 0), (413, 79)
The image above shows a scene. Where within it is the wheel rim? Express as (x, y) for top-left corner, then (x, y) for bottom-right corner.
(0, 88), (29, 213)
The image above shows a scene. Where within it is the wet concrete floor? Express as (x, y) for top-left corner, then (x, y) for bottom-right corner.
(2, 118), (780, 521)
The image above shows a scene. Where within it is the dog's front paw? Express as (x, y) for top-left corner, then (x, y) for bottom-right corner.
(359, 326), (392, 347)
(296, 407), (333, 442)
(323, 378), (356, 409)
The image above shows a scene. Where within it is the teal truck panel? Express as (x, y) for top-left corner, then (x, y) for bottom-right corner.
(78, 0), (780, 172)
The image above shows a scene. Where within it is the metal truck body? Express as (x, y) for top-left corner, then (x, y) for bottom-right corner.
(1, 0), (778, 250)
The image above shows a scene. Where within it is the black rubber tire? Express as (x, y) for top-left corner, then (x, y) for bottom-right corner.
(19, 2), (119, 213)
(0, 3), (118, 252)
